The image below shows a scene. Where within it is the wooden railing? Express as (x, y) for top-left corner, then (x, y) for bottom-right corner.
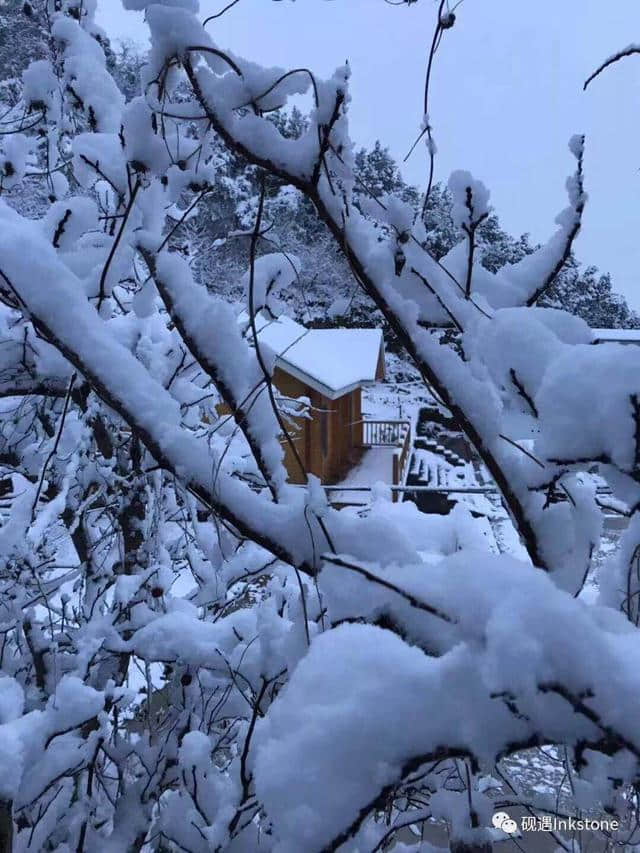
(361, 419), (410, 447)
(358, 419), (411, 503)
(392, 426), (412, 502)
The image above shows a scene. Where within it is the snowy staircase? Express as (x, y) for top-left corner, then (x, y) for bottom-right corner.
(403, 405), (481, 514)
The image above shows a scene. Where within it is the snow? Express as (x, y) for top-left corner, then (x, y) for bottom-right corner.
(255, 550), (640, 849)
(241, 252), (301, 316)
(254, 623), (484, 852)
(327, 446), (399, 506)
(448, 170), (491, 229)
(42, 198), (99, 249)
(0, 677), (105, 803)
(125, 0), (199, 9)
(0, 133), (32, 191)
(179, 731), (213, 770)
(3, 0), (640, 847)
(128, 608), (257, 669)
(152, 250), (290, 496)
(0, 677), (24, 724)
(536, 343), (640, 471)
(22, 60), (58, 113)
(464, 307), (593, 418)
(591, 327), (640, 343)
(52, 15), (125, 133)
(244, 311), (384, 399)
(122, 97), (173, 176)
(327, 295), (351, 318)
(0, 201), (320, 570)
(338, 447), (396, 489)
(499, 139), (586, 305)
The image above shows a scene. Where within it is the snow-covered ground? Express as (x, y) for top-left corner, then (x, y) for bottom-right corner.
(329, 446), (398, 506)
(346, 377), (509, 550)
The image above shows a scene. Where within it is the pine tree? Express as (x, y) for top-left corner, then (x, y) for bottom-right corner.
(354, 140), (420, 208)
(540, 261), (640, 327)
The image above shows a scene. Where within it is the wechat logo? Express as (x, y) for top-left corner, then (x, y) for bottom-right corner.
(492, 811), (518, 834)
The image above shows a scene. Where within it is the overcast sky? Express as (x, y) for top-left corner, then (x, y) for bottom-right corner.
(96, 0), (640, 308)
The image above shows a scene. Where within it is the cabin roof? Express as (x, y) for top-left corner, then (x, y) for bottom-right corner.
(592, 328), (640, 343)
(242, 312), (385, 399)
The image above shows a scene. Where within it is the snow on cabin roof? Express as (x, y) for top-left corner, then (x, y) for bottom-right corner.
(242, 312), (385, 399)
(592, 328), (640, 343)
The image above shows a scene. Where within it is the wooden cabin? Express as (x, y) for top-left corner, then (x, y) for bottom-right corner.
(240, 313), (386, 484)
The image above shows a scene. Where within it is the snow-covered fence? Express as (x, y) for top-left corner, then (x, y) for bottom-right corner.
(392, 424), (412, 500)
(360, 418), (411, 447)
(358, 418), (411, 500)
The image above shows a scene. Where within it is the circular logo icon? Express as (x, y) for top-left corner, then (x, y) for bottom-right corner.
(492, 812), (518, 834)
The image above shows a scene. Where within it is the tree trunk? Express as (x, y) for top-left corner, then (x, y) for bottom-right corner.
(0, 801), (13, 853)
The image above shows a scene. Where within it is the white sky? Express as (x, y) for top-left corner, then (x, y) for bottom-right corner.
(96, 0), (640, 308)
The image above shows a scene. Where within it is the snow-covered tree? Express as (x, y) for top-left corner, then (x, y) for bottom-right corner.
(0, 0), (48, 107)
(106, 39), (145, 102)
(1, 2), (640, 852)
(354, 140), (420, 208)
(421, 181), (639, 329)
(541, 259), (640, 328)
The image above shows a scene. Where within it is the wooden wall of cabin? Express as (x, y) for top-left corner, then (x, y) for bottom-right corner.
(328, 393), (349, 482)
(352, 387), (363, 447)
(232, 366), (366, 485)
(272, 367), (310, 484)
(265, 367), (335, 484)
(312, 387), (361, 484)
(307, 388), (328, 482)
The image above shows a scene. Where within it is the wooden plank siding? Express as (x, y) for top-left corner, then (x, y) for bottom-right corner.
(271, 367), (309, 484)
(352, 386), (363, 447)
(271, 366), (365, 485)
(215, 368), (365, 485)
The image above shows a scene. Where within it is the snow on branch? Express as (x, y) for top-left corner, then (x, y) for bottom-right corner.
(0, 201), (315, 571)
(584, 44), (640, 90)
(140, 245), (291, 501)
(255, 552), (640, 850)
(500, 135), (587, 306)
(177, 26), (604, 588)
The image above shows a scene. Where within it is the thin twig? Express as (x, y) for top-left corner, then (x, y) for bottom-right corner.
(31, 373), (77, 522)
